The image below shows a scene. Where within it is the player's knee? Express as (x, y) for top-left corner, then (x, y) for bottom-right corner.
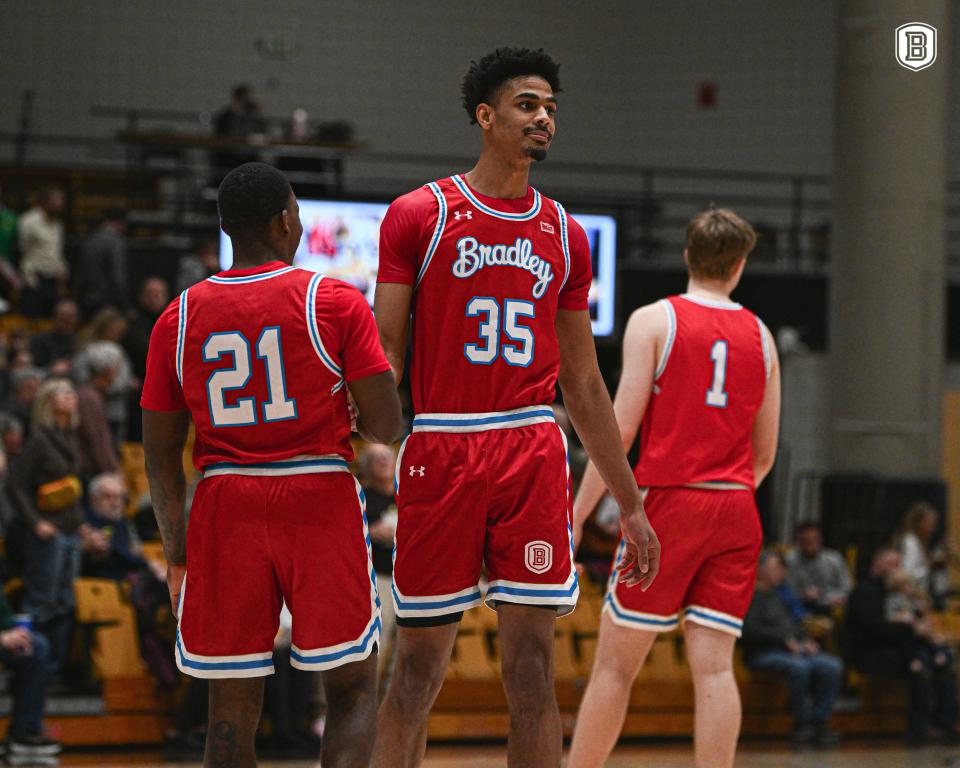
(502, 641), (552, 708)
(391, 650), (447, 706)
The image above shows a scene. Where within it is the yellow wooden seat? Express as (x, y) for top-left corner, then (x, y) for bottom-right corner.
(74, 578), (145, 678)
(447, 631), (498, 680)
(553, 627), (581, 682)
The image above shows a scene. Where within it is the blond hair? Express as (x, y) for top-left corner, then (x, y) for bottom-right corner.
(32, 378), (79, 431)
(685, 208), (757, 280)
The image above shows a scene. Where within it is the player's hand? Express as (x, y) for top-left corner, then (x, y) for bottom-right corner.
(617, 504), (660, 591)
(166, 563), (186, 616)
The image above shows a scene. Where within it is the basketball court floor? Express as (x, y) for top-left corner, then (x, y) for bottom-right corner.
(57, 743), (960, 767)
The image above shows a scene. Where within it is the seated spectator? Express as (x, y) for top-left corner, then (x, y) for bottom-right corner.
(2, 368), (44, 436)
(18, 187), (66, 319)
(844, 547), (958, 744)
(81, 473), (144, 581)
(896, 501), (953, 609)
(0, 590), (62, 759)
(30, 299), (79, 375)
(786, 522), (851, 614)
(357, 443), (397, 688)
(175, 238), (221, 294)
(74, 309), (135, 445)
(742, 550), (843, 748)
(75, 208), (128, 318)
(0, 412), (24, 462)
(75, 342), (122, 479)
(8, 378), (84, 681)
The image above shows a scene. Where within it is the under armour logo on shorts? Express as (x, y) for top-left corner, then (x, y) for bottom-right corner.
(408, 465), (426, 477)
(525, 540), (553, 574)
(454, 210), (472, 220)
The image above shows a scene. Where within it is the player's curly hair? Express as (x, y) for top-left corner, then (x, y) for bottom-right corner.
(461, 48), (561, 124)
(218, 162), (292, 239)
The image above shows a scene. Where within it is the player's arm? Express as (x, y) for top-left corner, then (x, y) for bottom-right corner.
(142, 408), (190, 612)
(373, 283), (412, 384)
(556, 308), (660, 590)
(348, 371), (404, 445)
(751, 323), (781, 486)
(572, 304), (663, 544)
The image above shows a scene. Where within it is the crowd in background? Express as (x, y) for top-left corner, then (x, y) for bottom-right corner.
(0, 183), (958, 755)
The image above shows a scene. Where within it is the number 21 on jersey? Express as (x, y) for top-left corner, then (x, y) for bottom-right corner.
(463, 297), (535, 367)
(204, 327), (297, 427)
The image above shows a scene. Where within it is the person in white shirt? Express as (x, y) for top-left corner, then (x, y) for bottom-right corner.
(18, 187), (67, 318)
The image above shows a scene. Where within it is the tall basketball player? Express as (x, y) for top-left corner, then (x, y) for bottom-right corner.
(142, 163), (402, 768)
(372, 48), (660, 768)
(567, 209), (781, 768)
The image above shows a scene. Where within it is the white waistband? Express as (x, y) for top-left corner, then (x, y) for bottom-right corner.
(412, 404), (556, 434)
(203, 454), (349, 478)
(683, 481), (752, 491)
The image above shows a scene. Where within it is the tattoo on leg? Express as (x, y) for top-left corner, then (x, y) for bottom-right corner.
(209, 720), (239, 768)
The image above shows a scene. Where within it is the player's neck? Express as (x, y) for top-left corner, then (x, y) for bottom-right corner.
(230, 245), (287, 270)
(464, 153), (531, 200)
(685, 277), (735, 303)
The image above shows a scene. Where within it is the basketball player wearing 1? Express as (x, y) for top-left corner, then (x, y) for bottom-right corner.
(568, 209), (781, 768)
(373, 48), (660, 768)
(142, 163), (402, 768)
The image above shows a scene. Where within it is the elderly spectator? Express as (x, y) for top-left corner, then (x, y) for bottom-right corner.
(896, 501), (952, 608)
(75, 341), (122, 478)
(786, 523), (852, 614)
(8, 378), (84, 679)
(30, 299), (79, 375)
(75, 208), (128, 318)
(358, 443), (398, 687)
(2, 367), (44, 435)
(81, 473), (140, 580)
(844, 547), (958, 744)
(18, 187), (66, 318)
(75, 308), (135, 445)
(742, 550), (843, 748)
(175, 238), (221, 294)
(0, 412), (24, 462)
(123, 277), (170, 442)
(0, 588), (62, 759)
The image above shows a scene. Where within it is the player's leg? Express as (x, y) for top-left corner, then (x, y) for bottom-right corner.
(494, 604), (561, 767)
(684, 622), (740, 768)
(205, 678), (265, 768)
(566, 613), (657, 767)
(374, 621), (460, 768)
(320, 653), (379, 768)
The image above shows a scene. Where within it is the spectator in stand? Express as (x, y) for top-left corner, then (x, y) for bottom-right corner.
(8, 378), (84, 681)
(80, 473), (155, 581)
(0, 412), (23, 463)
(211, 84), (268, 182)
(844, 547), (959, 744)
(30, 299), (80, 376)
(75, 341), (122, 479)
(0, 181), (21, 305)
(75, 208), (128, 318)
(18, 187), (67, 318)
(0, 588), (62, 760)
(2, 368), (44, 436)
(122, 277), (169, 442)
(74, 308), (135, 446)
(357, 443), (398, 688)
(896, 501), (953, 609)
(742, 550), (843, 749)
(174, 238), (221, 294)
(786, 522), (852, 615)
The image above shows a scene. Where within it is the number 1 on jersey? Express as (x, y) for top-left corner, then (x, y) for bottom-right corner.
(706, 340), (729, 408)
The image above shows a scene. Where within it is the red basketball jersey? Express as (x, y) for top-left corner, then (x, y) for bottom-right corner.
(377, 175), (592, 414)
(141, 261), (390, 470)
(633, 294), (771, 489)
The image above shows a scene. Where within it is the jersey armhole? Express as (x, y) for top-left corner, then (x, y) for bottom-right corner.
(415, 182), (447, 287)
(554, 200), (571, 293)
(653, 299), (677, 381)
(305, 273), (346, 394)
(756, 316), (772, 382)
(175, 289), (189, 387)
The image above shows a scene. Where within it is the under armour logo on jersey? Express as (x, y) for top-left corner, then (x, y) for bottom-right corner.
(408, 466), (426, 477)
(454, 210), (473, 220)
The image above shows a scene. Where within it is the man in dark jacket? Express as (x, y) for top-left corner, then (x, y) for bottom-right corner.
(742, 550), (843, 748)
(844, 547), (958, 743)
(75, 209), (128, 318)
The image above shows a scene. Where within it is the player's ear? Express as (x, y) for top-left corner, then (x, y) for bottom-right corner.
(475, 102), (494, 130)
(682, 248), (690, 268)
(278, 209), (291, 236)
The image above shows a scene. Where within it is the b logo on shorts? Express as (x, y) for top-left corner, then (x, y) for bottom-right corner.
(525, 540), (553, 574)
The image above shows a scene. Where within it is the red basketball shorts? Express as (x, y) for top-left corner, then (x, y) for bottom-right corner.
(392, 405), (578, 620)
(175, 456), (379, 678)
(605, 486), (762, 637)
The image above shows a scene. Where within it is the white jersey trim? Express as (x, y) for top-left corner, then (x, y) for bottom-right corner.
(757, 316), (772, 381)
(450, 174), (542, 221)
(416, 182), (447, 287)
(654, 299), (677, 381)
(554, 200), (571, 293)
(175, 289), (188, 386)
(305, 273), (346, 393)
(202, 454), (349, 478)
(412, 404), (555, 434)
(679, 293), (742, 310)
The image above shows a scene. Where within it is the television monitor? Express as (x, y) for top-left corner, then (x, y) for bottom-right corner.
(219, 198), (617, 336)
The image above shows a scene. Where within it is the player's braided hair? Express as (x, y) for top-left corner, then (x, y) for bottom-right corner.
(218, 162), (292, 238)
(461, 47), (561, 124)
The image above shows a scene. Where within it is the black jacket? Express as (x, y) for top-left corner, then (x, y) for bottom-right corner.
(842, 576), (915, 664)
